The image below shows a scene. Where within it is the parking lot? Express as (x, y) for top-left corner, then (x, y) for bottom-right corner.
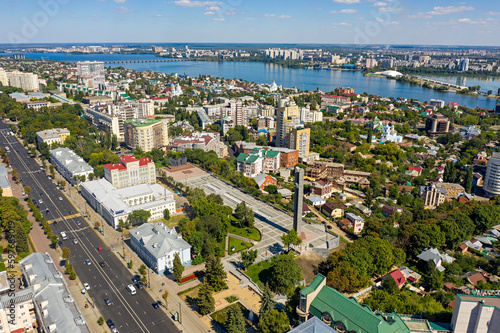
(186, 174), (328, 261)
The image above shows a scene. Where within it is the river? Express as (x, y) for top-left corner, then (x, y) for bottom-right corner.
(3, 52), (499, 109)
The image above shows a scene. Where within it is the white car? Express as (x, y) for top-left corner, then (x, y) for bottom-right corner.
(81, 288), (86, 294)
(73, 239), (78, 244)
(83, 283), (90, 290)
(59, 197), (63, 201)
(39, 199), (43, 204)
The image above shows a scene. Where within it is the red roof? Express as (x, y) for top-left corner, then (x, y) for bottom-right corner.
(323, 94), (349, 99)
(389, 269), (406, 287)
(139, 157), (153, 166)
(104, 163), (127, 171)
(408, 166), (423, 173)
(152, 96), (169, 100)
(120, 155), (139, 163)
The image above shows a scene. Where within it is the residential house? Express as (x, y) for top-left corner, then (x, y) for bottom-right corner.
(237, 148), (280, 178)
(406, 166), (423, 177)
(417, 247), (455, 272)
(311, 178), (333, 199)
(308, 196), (326, 207)
(321, 202), (344, 219)
(36, 128), (70, 146)
(345, 212), (365, 234)
(435, 182), (466, 198)
(399, 266), (422, 283)
(255, 173), (277, 190)
(382, 205), (403, 217)
(387, 269), (406, 289)
(420, 183), (447, 209)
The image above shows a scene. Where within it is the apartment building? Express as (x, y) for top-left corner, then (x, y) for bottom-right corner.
(5, 71), (39, 91)
(170, 131), (228, 158)
(124, 118), (169, 152)
(237, 149), (280, 178)
(50, 147), (94, 185)
(288, 127), (310, 157)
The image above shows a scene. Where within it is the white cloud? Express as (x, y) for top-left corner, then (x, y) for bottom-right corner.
(224, 11), (238, 16)
(173, 0), (221, 8)
(150, 14), (163, 17)
(245, 17), (257, 20)
(206, 6), (220, 11)
(373, 2), (387, 7)
(428, 6), (474, 15)
(114, 0), (126, 3)
(486, 11), (500, 16)
(204, 11), (215, 15)
(263, 14), (276, 17)
(112, 6), (134, 13)
(379, 7), (402, 12)
(332, 22), (352, 26)
(333, 0), (360, 3)
(214, 18), (225, 21)
(279, 15), (291, 19)
(330, 9), (358, 13)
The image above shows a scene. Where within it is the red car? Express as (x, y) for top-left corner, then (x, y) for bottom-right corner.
(97, 246), (103, 251)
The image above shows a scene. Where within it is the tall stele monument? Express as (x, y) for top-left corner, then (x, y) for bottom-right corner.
(293, 166), (304, 234)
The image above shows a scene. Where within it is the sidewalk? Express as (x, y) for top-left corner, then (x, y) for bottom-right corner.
(58, 173), (211, 333)
(6, 167), (107, 333)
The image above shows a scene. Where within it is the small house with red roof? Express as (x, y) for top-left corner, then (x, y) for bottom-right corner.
(407, 166), (423, 176)
(388, 269), (406, 289)
(104, 155), (156, 188)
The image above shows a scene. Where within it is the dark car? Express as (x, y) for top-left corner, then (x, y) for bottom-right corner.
(136, 281), (144, 290)
(99, 261), (106, 267)
(105, 298), (111, 306)
(106, 319), (115, 328)
(152, 302), (159, 309)
(131, 275), (140, 283)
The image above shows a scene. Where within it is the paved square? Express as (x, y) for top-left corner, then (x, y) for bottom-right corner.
(185, 174), (328, 262)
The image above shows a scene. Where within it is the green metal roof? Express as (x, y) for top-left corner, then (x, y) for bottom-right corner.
(236, 153), (248, 162)
(124, 118), (162, 127)
(245, 155), (259, 164)
(302, 274), (325, 296)
(307, 275), (410, 333)
(428, 322), (451, 332)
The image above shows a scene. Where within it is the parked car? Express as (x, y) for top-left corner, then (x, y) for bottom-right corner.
(85, 259), (91, 265)
(83, 283), (90, 290)
(106, 319), (115, 328)
(105, 298), (111, 306)
(152, 302), (159, 309)
(131, 275), (140, 283)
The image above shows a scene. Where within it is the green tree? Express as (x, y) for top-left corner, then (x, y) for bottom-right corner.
(197, 282), (215, 315)
(226, 305), (245, 333)
(281, 229), (302, 252)
(382, 276), (399, 294)
(259, 284), (275, 316)
(24, 185), (31, 196)
(15, 222), (29, 253)
(235, 201), (255, 228)
(205, 255), (227, 291)
(69, 271), (77, 280)
(173, 253), (184, 282)
(62, 247), (71, 259)
(98, 316), (104, 325)
(268, 255), (303, 295)
(464, 167), (473, 193)
(264, 185), (278, 194)
(258, 309), (290, 333)
(163, 209), (171, 221)
(241, 249), (258, 269)
(127, 209), (151, 226)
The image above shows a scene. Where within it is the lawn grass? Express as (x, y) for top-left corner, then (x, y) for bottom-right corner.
(245, 254), (295, 288)
(228, 237), (253, 255)
(163, 214), (187, 228)
(211, 303), (249, 330)
(229, 224), (261, 241)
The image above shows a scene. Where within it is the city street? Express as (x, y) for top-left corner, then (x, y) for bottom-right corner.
(0, 122), (180, 333)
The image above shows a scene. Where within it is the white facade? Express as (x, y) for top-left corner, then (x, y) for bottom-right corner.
(0, 288), (37, 333)
(50, 147), (94, 185)
(137, 100), (155, 118)
(0, 68), (8, 86)
(130, 222), (191, 275)
(484, 153), (500, 196)
(81, 179), (176, 229)
(77, 61), (105, 88)
(104, 155), (156, 188)
(36, 128), (70, 146)
(84, 107), (122, 141)
(6, 71), (39, 91)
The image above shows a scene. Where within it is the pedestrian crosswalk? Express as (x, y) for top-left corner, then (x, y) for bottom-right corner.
(47, 213), (81, 224)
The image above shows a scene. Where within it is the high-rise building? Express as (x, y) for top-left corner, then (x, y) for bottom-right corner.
(288, 127), (310, 157)
(123, 118), (169, 152)
(425, 114), (450, 137)
(293, 167), (304, 234)
(484, 153), (500, 196)
(137, 99), (155, 118)
(6, 71), (39, 91)
(458, 58), (470, 72)
(277, 98), (299, 148)
(0, 68), (8, 86)
(77, 61), (106, 88)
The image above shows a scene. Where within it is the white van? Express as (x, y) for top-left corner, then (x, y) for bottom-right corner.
(60, 232), (68, 240)
(126, 284), (136, 295)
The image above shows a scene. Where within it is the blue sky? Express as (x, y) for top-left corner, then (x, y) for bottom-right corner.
(1, 0), (499, 45)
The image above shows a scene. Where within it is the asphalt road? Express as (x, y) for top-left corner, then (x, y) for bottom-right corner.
(0, 122), (180, 333)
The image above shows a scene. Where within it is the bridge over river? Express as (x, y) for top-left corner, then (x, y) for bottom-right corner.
(103, 58), (188, 64)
